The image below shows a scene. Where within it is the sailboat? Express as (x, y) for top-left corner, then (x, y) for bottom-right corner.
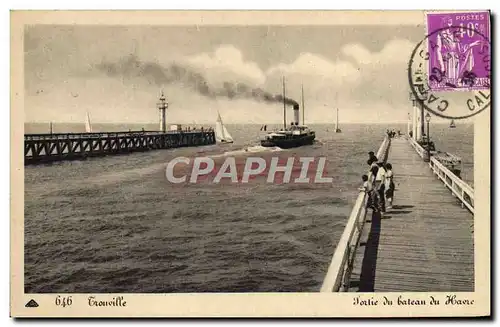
(335, 108), (342, 133)
(449, 119), (456, 128)
(49, 122), (53, 134)
(215, 110), (234, 144)
(85, 112), (93, 133)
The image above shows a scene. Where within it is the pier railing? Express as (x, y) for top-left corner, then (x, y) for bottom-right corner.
(24, 130), (213, 141)
(408, 135), (429, 160)
(320, 135), (391, 292)
(407, 136), (474, 214)
(429, 157), (474, 214)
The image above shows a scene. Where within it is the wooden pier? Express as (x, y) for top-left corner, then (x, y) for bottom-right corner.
(24, 130), (216, 165)
(321, 136), (474, 292)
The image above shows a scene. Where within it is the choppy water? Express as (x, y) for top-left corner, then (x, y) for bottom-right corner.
(24, 123), (473, 293)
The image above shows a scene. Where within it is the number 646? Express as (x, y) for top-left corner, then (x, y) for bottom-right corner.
(55, 295), (72, 307)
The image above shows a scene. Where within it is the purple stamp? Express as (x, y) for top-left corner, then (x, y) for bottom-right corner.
(408, 11), (491, 119)
(426, 11), (491, 91)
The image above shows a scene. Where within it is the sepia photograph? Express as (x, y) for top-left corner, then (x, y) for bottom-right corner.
(11, 10), (490, 317)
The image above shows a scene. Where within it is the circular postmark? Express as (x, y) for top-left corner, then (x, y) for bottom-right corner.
(408, 25), (491, 119)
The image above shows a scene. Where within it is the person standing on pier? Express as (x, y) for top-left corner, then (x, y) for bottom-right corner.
(360, 174), (376, 211)
(366, 158), (381, 213)
(368, 158), (378, 177)
(385, 163), (394, 209)
(375, 162), (387, 214)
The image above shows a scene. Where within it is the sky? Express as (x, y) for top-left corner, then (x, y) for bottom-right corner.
(24, 24), (460, 125)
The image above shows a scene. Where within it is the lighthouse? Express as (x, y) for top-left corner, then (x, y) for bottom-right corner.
(157, 91), (168, 133)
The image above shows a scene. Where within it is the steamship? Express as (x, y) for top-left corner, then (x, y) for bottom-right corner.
(260, 82), (316, 149)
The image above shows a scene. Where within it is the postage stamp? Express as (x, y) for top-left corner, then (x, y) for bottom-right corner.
(408, 11), (491, 120)
(10, 10), (490, 318)
(426, 11), (490, 92)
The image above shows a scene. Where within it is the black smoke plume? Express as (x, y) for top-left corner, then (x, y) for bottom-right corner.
(95, 55), (298, 106)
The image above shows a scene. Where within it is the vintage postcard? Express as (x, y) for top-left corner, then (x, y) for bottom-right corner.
(11, 10), (491, 317)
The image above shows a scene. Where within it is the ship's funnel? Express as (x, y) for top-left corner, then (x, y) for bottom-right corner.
(293, 104), (300, 125)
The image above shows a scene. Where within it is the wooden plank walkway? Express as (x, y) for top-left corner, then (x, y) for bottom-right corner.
(350, 137), (474, 292)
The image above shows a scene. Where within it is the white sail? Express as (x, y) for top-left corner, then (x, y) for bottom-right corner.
(215, 111), (233, 142)
(85, 112), (93, 133)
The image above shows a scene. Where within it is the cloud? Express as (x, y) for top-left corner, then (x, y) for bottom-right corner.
(261, 39), (417, 122)
(376, 39), (415, 64)
(341, 44), (373, 65)
(185, 45), (266, 86)
(260, 39), (415, 112)
(337, 38), (417, 121)
(341, 39), (415, 65)
(266, 52), (360, 86)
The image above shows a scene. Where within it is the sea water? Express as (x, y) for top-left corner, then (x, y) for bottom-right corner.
(24, 123), (473, 292)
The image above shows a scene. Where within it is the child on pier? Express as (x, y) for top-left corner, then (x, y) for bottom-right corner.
(360, 174), (370, 192)
(360, 174), (377, 211)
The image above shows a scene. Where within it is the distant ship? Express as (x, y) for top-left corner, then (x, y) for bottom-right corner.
(215, 110), (234, 144)
(449, 119), (456, 128)
(335, 108), (342, 133)
(260, 81), (315, 149)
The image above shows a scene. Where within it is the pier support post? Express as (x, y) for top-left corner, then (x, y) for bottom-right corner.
(410, 91), (427, 142)
(407, 113), (411, 136)
(412, 103), (418, 141)
(416, 108), (421, 141)
(419, 103), (425, 141)
(410, 91), (426, 141)
(413, 103), (424, 141)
